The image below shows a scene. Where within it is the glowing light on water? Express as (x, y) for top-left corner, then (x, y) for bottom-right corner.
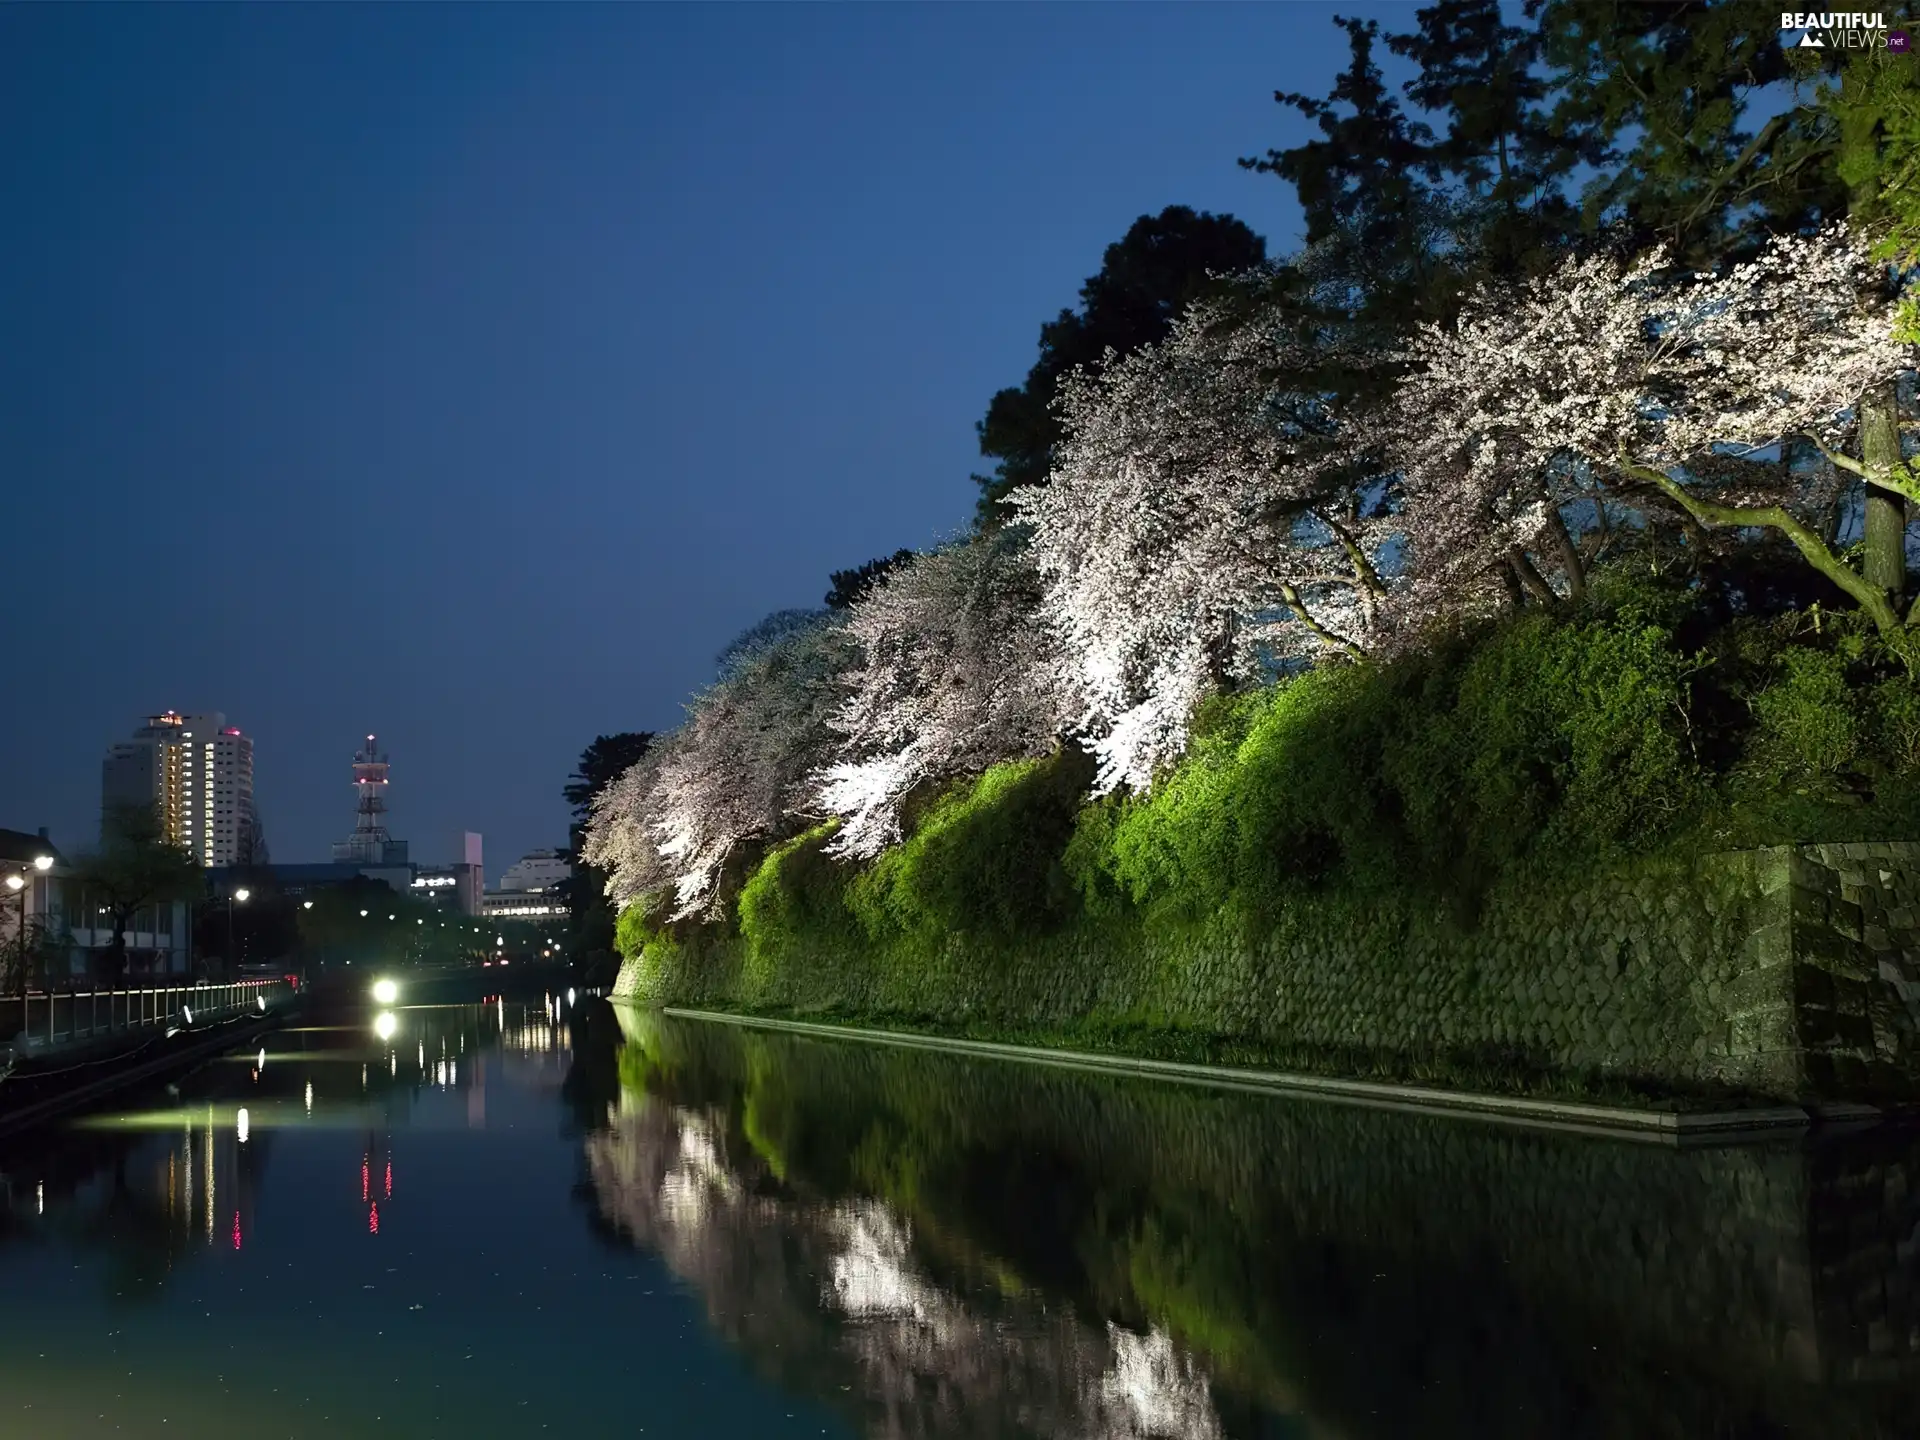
(305, 1081), (313, 1114)
(372, 978), (399, 1005)
(237, 1108), (250, 1144)
(373, 1011), (398, 1041)
(35, 1181), (43, 1215)
(257, 1048), (266, 1071)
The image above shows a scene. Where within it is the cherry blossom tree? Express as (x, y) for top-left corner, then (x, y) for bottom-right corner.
(1390, 224), (1911, 633)
(814, 531), (1075, 858)
(585, 617), (856, 920)
(1011, 295), (1394, 793)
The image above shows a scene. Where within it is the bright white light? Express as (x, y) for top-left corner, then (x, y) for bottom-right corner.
(360, 909), (369, 918)
(303, 901), (313, 910)
(371, 978), (399, 1005)
(4, 876), (21, 892)
(182, 1005), (194, 1024)
(256, 1048), (266, 1071)
(567, 989), (576, 1005)
(236, 1108), (250, 1144)
(235, 888), (250, 903)
(373, 1011), (398, 1041)
(256, 995), (266, 1012)
(32, 855), (52, 872)
(304, 1081), (313, 1114)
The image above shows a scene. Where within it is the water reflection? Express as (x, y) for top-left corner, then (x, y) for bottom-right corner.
(0, 994), (848, 1438)
(586, 1009), (1920, 1440)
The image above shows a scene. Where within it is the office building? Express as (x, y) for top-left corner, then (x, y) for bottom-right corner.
(479, 846), (569, 924)
(498, 849), (569, 894)
(101, 711), (258, 868)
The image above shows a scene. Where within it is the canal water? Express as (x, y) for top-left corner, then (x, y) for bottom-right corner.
(1, 998), (1916, 1439)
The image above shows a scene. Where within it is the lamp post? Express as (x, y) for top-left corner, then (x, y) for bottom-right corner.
(7, 855), (55, 1040)
(218, 886), (250, 981)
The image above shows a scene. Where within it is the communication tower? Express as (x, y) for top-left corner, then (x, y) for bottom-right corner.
(332, 733), (408, 865)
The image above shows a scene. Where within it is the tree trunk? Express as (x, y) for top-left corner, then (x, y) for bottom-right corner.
(1862, 380), (1905, 601)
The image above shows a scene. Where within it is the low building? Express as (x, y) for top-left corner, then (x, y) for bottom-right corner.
(480, 845), (569, 929)
(1, 826), (192, 981)
(498, 849), (569, 894)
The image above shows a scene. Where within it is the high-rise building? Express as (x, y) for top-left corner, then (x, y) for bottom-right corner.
(101, 711), (258, 867)
(331, 733), (409, 866)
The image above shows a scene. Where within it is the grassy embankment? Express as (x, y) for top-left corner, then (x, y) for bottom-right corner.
(618, 569), (1920, 1105)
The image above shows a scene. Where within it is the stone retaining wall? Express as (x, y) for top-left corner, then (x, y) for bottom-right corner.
(615, 844), (1920, 1101)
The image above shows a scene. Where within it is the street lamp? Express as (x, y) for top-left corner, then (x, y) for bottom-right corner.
(220, 886), (250, 980)
(7, 855), (54, 1038)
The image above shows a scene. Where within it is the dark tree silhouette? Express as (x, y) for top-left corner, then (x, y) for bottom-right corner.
(825, 549), (915, 610)
(974, 205), (1268, 517)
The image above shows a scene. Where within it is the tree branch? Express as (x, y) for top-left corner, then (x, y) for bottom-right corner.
(1278, 584), (1365, 659)
(1624, 459), (1903, 633)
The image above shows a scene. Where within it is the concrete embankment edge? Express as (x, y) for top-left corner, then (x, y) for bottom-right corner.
(656, 1005), (1823, 1146)
(0, 1013), (283, 1139)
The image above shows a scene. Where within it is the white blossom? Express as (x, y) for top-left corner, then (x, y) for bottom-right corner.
(1389, 224), (1905, 618)
(1013, 296), (1391, 793)
(815, 531), (1074, 859)
(585, 617), (855, 920)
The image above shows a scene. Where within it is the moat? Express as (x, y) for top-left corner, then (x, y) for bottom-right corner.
(1, 997), (1915, 1438)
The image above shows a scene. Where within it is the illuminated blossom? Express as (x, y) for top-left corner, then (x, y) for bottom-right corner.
(1013, 296), (1391, 792)
(815, 532), (1074, 858)
(585, 618), (855, 920)
(1390, 224), (1906, 619)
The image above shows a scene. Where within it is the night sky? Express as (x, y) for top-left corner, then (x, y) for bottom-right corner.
(0, 4), (1380, 876)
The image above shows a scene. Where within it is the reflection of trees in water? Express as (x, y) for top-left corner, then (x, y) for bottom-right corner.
(588, 1095), (1221, 1440)
(584, 1012), (1920, 1440)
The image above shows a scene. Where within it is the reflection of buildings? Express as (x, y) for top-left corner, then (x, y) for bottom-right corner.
(101, 710), (261, 866)
(1, 1101), (263, 1282)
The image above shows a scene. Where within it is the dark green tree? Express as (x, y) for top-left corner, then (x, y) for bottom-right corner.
(1795, 30), (1920, 604)
(974, 205), (1268, 517)
(825, 549), (915, 610)
(70, 806), (203, 982)
(1388, 0), (1591, 276)
(563, 732), (655, 974)
(1242, 16), (1450, 332)
(1532, 0), (1844, 266)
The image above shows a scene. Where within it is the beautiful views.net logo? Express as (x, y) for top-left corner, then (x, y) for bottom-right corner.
(1781, 11), (1909, 49)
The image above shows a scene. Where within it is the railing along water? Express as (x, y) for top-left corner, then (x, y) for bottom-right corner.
(7, 979), (294, 1053)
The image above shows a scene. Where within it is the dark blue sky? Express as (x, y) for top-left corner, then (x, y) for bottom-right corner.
(0, 3), (1390, 876)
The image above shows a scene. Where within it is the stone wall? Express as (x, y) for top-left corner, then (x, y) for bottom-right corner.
(1790, 842), (1920, 1095)
(615, 844), (1920, 1101)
